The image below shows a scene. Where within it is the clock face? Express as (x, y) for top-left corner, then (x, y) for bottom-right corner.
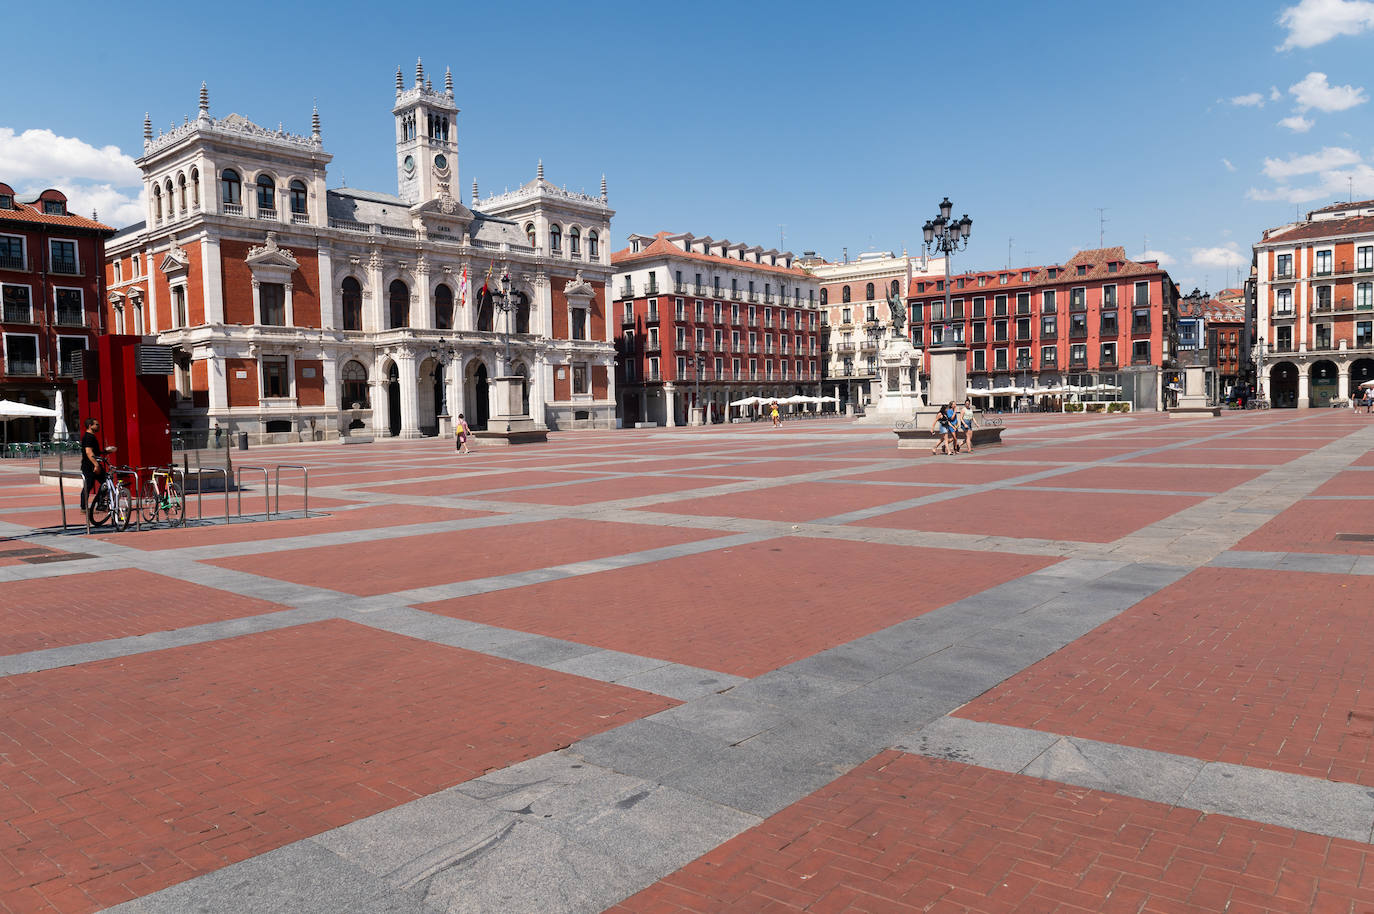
(434, 154), (448, 171)
(403, 155), (415, 175)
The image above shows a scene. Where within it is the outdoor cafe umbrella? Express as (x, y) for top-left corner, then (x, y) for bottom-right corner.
(1360, 380), (1374, 388)
(0, 399), (59, 448)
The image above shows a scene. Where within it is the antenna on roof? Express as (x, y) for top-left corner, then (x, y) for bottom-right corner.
(778, 224), (785, 249)
(1096, 208), (1109, 247)
(1007, 237), (1013, 269)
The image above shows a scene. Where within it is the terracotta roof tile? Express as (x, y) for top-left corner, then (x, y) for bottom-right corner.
(612, 231), (808, 278)
(906, 247), (1169, 297)
(1263, 214), (1374, 244)
(0, 201), (114, 233)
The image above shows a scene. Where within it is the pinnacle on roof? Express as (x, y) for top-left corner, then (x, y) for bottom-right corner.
(471, 178), (478, 204)
(198, 81), (208, 116)
(415, 57), (424, 87)
(395, 66), (403, 94)
(600, 174), (607, 200)
(311, 104), (320, 139)
(444, 67), (453, 96)
(143, 112), (151, 141)
(537, 159), (543, 181)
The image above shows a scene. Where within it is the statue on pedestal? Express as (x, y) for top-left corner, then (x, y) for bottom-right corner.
(886, 287), (906, 335)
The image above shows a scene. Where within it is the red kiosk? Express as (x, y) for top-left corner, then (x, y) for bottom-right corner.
(75, 336), (174, 471)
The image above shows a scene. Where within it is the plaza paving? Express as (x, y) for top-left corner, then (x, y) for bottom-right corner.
(1, 410), (1372, 912)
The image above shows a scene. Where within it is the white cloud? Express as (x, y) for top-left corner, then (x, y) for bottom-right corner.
(1247, 162), (1374, 203)
(1278, 115), (1315, 132)
(1138, 250), (1176, 266)
(1261, 146), (1362, 178)
(0, 127), (144, 227)
(1230, 92), (1266, 107)
(1290, 71), (1368, 111)
(0, 128), (139, 185)
(1270, 86), (1283, 101)
(1278, 0), (1374, 49)
(1222, 158), (1237, 172)
(1191, 244), (1248, 269)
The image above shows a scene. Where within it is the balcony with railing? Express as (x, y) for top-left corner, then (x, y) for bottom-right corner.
(50, 259), (80, 276)
(290, 210), (310, 225)
(1271, 307), (1295, 319)
(645, 308), (660, 324)
(0, 254), (25, 270)
(223, 202), (244, 216)
(694, 284), (708, 297)
(619, 283), (635, 299)
(673, 281), (687, 294)
(4, 356), (38, 376)
(1274, 268), (1294, 280)
(645, 283), (660, 296)
(645, 339), (661, 354)
(621, 313), (636, 327)
(55, 305), (85, 326)
(257, 208), (278, 221)
(2, 303), (30, 323)
(747, 291), (759, 303)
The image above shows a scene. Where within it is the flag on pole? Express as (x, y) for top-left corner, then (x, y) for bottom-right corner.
(478, 264), (493, 299)
(458, 266), (469, 307)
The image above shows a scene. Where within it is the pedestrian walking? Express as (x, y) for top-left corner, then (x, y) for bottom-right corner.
(456, 413), (472, 455)
(930, 401), (957, 455)
(957, 398), (978, 454)
(769, 401), (781, 428)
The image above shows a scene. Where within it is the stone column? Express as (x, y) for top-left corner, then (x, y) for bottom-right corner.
(1298, 367), (1311, 408)
(530, 352), (548, 426)
(413, 262), (433, 329)
(367, 255), (385, 332)
(398, 352), (421, 437)
(316, 248), (335, 331)
(201, 236), (224, 324)
(370, 369), (389, 436)
(664, 382), (677, 427)
(1339, 365), (1351, 403)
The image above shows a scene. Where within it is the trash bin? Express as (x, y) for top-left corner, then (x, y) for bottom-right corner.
(237, 431), (249, 450)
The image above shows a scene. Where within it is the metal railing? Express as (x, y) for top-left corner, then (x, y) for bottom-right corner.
(274, 465), (310, 519)
(236, 465), (272, 519)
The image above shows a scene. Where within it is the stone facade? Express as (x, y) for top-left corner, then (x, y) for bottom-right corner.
(103, 66), (616, 444)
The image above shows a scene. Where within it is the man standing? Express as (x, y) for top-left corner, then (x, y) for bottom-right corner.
(79, 417), (115, 511)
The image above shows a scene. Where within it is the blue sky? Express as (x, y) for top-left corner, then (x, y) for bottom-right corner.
(3, 0), (1372, 293)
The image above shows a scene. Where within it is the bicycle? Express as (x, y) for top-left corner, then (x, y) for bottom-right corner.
(138, 467), (186, 527)
(86, 455), (133, 531)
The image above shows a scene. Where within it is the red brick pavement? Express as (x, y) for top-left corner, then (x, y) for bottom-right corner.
(489, 475), (724, 506)
(703, 460), (872, 479)
(979, 445), (1138, 463)
(839, 463), (1055, 486)
(857, 489), (1204, 543)
(638, 482), (955, 523)
(0, 569), (287, 656)
(957, 567), (1374, 786)
(102, 504), (485, 551)
(1234, 499), (1374, 555)
(419, 538), (1056, 677)
(207, 519), (726, 596)
(359, 469), (604, 496)
(1313, 471), (1374, 497)
(609, 751), (1374, 913)
(1021, 465), (1264, 493)
(1123, 447), (1304, 466)
(0, 620), (672, 914)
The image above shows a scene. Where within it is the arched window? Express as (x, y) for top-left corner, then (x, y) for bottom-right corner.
(515, 292), (530, 334)
(165, 179), (174, 211)
(220, 169), (241, 206)
(288, 180), (308, 216)
(865, 282), (874, 301)
(256, 175), (276, 212)
(434, 284), (453, 330)
(177, 174), (187, 212)
(476, 287), (493, 332)
(341, 277), (362, 331)
(549, 224), (561, 253)
(389, 279), (409, 328)
(340, 360), (369, 409)
(588, 230), (599, 258)
(525, 222), (536, 247)
(569, 227), (581, 256)
(152, 184), (162, 221)
(842, 285), (851, 303)
(820, 288), (828, 306)
(190, 167), (200, 208)
(890, 279), (900, 296)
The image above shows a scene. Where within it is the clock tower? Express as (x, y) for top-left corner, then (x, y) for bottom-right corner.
(393, 59), (459, 204)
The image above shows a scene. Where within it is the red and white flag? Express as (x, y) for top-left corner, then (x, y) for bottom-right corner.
(458, 266), (469, 307)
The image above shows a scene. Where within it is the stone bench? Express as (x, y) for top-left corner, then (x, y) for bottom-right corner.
(892, 420), (1004, 450)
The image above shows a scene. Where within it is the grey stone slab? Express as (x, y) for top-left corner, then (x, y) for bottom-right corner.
(484, 634), (600, 667)
(782, 636), (916, 684)
(1019, 737), (1204, 805)
(614, 664), (744, 702)
(647, 693), (790, 745)
(1274, 552), (1360, 575)
(103, 841), (407, 914)
(897, 649), (1025, 704)
(721, 669), (862, 710)
(893, 717), (1058, 774)
(570, 719), (731, 782)
(655, 741), (846, 819)
(1181, 761), (1374, 842)
(549, 648), (671, 682)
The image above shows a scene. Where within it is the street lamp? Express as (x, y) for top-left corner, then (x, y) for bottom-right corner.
(1251, 334), (1265, 405)
(694, 355), (705, 425)
(921, 197), (972, 349)
(492, 268), (515, 374)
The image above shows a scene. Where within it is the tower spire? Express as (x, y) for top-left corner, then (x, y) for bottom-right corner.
(445, 66), (453, 96)
(471, 178), (478, 205)
(143, 112), (152, 141)
(311, 104), (320, 140)
(395, 66), (403, 95)
(600, 174), (607, 201)
(198, 81), (209, 117)
(415, 57), (424, 87)
(537, 159), (543, 181)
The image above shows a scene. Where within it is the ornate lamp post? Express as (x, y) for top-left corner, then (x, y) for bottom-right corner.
(492, 268), (515, 374)
(1251, 334), (1265, 406)
(694, 355), (705, 425)
(921, 197), (973, 343)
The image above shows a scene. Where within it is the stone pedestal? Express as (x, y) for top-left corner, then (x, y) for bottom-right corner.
(474, 375), (549, 444)
(854, 335), (924, 425)
(689, 405), (705, 427)
(1169, 365), (1221, 418)
(910, 344), (968, 430)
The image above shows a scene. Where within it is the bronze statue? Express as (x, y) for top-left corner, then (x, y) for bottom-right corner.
(886, 287), (907, 334)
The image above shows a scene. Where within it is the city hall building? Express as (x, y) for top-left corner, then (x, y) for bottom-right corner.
(104, 63), (615, 442)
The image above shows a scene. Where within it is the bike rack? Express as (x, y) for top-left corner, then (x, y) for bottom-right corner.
(236, 465), (272, 520)
(273, 465), (310, 518)
(194, 467), (231, 525)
